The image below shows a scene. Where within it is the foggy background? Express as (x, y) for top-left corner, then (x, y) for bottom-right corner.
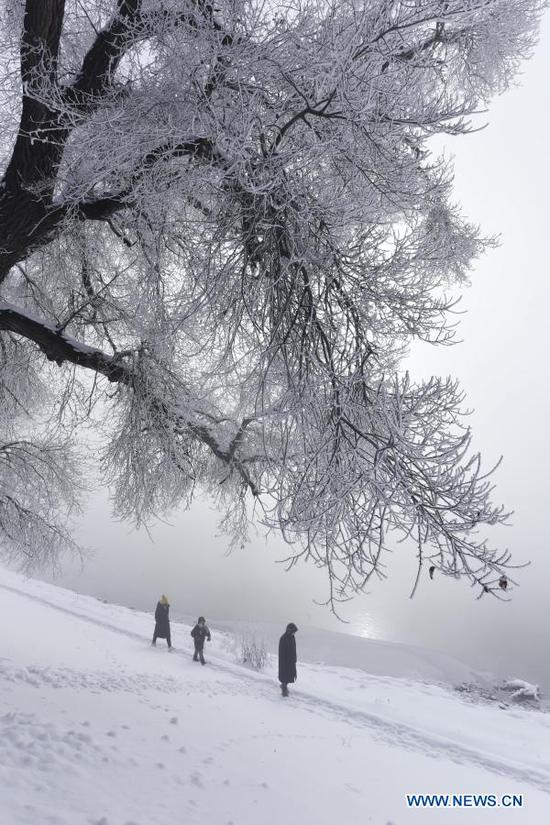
(47, 18), (550, 690)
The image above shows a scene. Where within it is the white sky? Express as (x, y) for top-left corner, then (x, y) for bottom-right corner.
(52, 15), (550, 690)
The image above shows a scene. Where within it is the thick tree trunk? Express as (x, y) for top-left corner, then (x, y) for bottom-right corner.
(0, 0), (67, 281)
(0, 0), (144, 282)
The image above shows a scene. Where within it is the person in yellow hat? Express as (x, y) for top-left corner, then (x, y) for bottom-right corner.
(152, 594), (172, 650)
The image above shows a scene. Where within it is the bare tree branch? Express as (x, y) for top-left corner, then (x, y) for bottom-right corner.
(0, 301), (259, 497)
(0, 0), (543, 595)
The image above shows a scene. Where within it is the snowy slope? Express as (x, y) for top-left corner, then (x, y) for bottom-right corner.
(1, 568), (549, 825)
(208, 619), (488, 686)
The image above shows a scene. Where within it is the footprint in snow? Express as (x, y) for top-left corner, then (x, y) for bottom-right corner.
(170, 716), (178, 725)
(178, 745), (187, 753)
(106, 731), (116, 738)
(161, 734), (170, 741)
(190, 770), (204, 788)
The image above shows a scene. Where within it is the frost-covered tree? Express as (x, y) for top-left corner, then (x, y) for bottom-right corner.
(0, 0), (544, 601)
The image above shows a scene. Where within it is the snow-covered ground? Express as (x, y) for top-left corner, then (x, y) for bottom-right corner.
(1, 567), (548, 825)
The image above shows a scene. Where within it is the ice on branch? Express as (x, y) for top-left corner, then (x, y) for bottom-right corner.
(0, 0), (544, 600)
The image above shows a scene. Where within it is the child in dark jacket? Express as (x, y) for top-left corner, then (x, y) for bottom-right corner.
(190, 616), (211, 664)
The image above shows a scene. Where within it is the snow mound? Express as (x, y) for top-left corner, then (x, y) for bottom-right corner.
(502, 679), (541, 702)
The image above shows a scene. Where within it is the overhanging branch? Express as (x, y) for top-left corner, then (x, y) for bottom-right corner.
(0, 302), (129, 381)
(0, 302), (259, 496)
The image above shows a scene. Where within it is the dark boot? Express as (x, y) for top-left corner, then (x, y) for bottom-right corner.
(281, 684), (289, 697)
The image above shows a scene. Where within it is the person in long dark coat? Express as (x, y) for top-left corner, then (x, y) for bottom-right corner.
(152, 594), (172, 649)
(278, 622), (298, 697)
(190, 616), (211, 664)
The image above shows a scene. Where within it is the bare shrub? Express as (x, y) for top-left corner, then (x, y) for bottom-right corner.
(239, 633), (269, 672)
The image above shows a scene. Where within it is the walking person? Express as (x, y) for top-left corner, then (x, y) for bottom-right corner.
(278, 622), (298, 697)
(152, 594), (172, 650)
(190, 616), (211, 664)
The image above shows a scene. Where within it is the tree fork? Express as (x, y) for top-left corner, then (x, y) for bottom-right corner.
(0, 0), (143, 281)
